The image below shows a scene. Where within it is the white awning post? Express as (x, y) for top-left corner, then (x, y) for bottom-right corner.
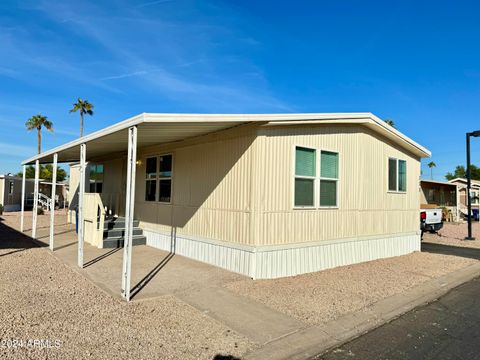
(20, 165), (26, 232)
(78, 144), (86, 268)
(32, 160), (40, 239)
(49, 153), (58, 251)
(121, 126), (137, 301)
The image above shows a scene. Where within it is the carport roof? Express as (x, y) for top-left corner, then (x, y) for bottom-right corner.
(21, 112), (431, 165)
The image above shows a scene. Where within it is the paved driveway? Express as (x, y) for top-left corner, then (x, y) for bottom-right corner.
(318, 277), (480, 360)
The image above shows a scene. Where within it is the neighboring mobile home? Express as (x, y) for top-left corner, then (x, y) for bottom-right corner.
(0, 174), (34, 212)
(419, 180), (459, 221)
(21, 113), (430, 298)
(448, 178), (480, 218)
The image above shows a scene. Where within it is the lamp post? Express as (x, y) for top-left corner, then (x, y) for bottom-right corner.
(465, 130), (480, 240)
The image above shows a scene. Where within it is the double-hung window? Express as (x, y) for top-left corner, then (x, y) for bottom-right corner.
(294, 146), (339, 208)
(145, 154), (173, 203)
(89, 164), (104, 193)
(388, 158), (406, 192)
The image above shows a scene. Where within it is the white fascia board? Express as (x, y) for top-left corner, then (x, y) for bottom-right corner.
(264, 112), (431, 158)
(22, 113), (145, 165)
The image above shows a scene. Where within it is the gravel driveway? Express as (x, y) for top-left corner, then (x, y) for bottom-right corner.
(227, 232), (478, 325)
(0, 213), (255, 360)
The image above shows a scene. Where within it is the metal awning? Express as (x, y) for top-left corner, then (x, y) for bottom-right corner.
(22, 114), (253, 164)
(22, 112), (431, 165)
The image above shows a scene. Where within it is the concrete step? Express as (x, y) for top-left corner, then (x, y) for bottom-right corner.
(102, 235), (147, 248)
(104, 218), (140, 229)
(104, 228), (143, 238)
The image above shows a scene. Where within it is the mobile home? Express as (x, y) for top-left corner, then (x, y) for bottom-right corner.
(21, 113), (430, 299)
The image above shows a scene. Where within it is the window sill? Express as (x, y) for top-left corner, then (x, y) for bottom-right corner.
(387, 190), (407, 194)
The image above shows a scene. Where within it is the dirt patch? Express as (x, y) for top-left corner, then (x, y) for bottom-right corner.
(226, 251), (476, 326)
(423, 222), (480, 248)
(0, 213), (255, 359)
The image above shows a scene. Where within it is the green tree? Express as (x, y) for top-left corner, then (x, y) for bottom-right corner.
(445, 164), (480, 181)
(384, 119), (395, 128)
(427, 161), (436, 180)
(70, 98), (94, 137)
(17, 165), (67, 182)
(25, 114), (53, 154)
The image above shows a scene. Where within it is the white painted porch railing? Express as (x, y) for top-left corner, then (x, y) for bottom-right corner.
(83, 193), (106, 248)
(38, 193), (52, 210)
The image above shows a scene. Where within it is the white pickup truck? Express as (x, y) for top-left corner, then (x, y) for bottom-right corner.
(420, 208), (443, 236)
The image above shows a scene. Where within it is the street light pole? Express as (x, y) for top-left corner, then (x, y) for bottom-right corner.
(465, 130), (480, 240)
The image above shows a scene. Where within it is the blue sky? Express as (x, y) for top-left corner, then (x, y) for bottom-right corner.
(1, 0), (480, 179)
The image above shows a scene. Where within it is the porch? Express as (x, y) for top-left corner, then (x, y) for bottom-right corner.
(17, 211), (244, 300)
(20, 113), (254, 301)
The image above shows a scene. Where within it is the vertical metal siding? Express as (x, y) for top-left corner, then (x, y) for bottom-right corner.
(255, 125), (421, 246)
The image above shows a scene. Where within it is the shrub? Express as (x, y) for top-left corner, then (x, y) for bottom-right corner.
(37, 207), (44, 215)
(0, 204), (3, 215)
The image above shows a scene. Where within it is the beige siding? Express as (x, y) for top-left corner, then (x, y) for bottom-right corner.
(78, 122), (422, 249)
(135, 125), (257, 246)
(254, 125), (421, 246)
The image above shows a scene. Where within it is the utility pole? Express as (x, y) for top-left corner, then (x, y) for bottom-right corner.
(465, 130), (480, 240)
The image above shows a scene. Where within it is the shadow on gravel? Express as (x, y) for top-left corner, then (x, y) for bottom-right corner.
(422, 242), (480, 260)
(0, 218), (47, 256)
(213, 355), (241, 360)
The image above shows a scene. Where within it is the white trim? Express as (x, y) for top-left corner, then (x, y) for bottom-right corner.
(21, 112), (430, 166)
(144, 152), (174, 204)
(144, 228), (420, 279)
(388, 157), (407, 193)
(293, 146), (340, 209)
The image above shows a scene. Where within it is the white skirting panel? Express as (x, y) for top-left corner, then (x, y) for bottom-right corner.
(144, 229), (254, 277)
(253, 233), (420, 279)
(144, 229), (420, 280)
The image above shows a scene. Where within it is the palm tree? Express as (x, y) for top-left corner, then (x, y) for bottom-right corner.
(25, 114), (53, 154)
(70, 98), (94, 137)
(384, 119), (395, 128)
(428, 161), (436, 180)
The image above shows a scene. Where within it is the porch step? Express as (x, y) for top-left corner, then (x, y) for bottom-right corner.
(104, 228), (143, 238)
(102, 217), (145, 248)
(105, 218), (140, 229)
(103, 235), (147, 248)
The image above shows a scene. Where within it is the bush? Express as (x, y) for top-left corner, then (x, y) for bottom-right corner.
(37, 207), (44, 215)
(0, 204), (3, 215)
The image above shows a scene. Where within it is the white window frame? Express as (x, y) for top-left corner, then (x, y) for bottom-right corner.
(144, 153), (174, 204)
(293, 146), (340, 209)
(88, 164), (104, 194)
(319, 149), (340, 209)
(388, 157), (407, 193)
(158, 153), (173, 204)
(8, 181), (14, 195)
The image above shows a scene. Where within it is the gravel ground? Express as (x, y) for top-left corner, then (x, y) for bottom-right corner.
(423, 222), (480, 248)
(0, 213), (255, 360)
(226, 252), (477, 326)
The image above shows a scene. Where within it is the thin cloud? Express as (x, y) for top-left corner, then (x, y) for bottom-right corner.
(135, 0), (174, 9)
(100, 70), (149, 81)
(0, 142), (36, 157)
